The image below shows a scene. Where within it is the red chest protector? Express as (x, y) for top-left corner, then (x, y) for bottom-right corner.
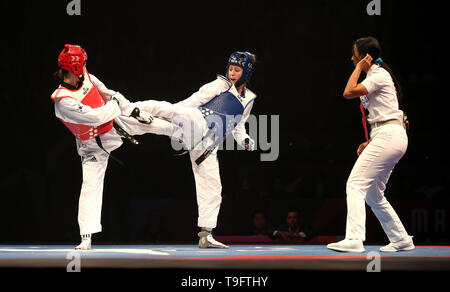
(50, 72), (113, 140)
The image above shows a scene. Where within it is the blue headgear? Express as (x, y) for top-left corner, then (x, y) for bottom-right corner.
(226, 51), (254, 87)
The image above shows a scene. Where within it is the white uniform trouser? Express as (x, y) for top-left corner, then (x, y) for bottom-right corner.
(76, 109), (177, 235)
(134, 100), (205, 148)
(137, 100), (223, 229)
(189, 140), (222, 229)
(345, 123), (409, 243)
(78, 151), (109, 235)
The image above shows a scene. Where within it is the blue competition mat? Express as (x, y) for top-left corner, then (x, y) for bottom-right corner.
(1, 245), (449, 259)
(1, 245), (449, 271)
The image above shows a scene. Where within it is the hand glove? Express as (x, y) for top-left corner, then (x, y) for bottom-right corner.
(111, 92), (131, 107)
(130, 107), (154, 124)
(244, 137), (255, 151)
(111, 92), (135, 116)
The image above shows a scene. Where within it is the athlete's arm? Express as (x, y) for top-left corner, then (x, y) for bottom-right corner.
(55, 97), (121, 126)
(89, 74), (117, 102)
(89, 74), (153, 123)
(232, 101), (254, 150)
(175, 78), (229, 108)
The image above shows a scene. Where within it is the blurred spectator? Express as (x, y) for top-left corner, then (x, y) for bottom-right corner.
(272, 208), (315, 242)
(251, 209), (269, 236)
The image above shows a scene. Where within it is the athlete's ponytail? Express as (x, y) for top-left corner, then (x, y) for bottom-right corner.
(53, 68), (69, 83)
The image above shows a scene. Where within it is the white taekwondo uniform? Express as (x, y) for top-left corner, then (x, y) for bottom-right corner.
(175, 75), (256, 229)
(51, 71), (176, 235)
(117, 75), (256, 229)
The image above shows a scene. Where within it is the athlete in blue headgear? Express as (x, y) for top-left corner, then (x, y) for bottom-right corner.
(174, 51), (258, 248)
(127, 51), (257, 248)
(226, 51), (255, 88)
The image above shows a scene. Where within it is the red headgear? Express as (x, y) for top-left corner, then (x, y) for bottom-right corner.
(58, 44), (87, 75)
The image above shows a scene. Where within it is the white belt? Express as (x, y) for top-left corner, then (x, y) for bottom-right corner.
(370, 119), (405, 130)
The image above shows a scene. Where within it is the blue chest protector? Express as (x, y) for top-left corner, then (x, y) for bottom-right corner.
(193, 77), (256, 165)
(198, 78), (256, 142)
(199, 91), (244, 140)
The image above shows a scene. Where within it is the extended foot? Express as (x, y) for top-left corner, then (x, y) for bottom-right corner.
(327, 239), (365, 253)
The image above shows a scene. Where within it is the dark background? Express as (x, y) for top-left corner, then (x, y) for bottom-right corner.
(1, 0), (448, 245)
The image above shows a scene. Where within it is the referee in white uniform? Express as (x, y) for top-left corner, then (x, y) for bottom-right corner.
(327, 37), (415, 253)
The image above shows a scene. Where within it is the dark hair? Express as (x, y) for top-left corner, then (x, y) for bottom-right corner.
(252, 209), (267, 218)
(287, 208), (301, 216)
(354, 37), (404, 103)
(53, 68), (69, 83)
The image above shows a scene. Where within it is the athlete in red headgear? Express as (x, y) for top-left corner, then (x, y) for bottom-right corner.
(50, 44), (181, 250)
(57, 44), (88, 76)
